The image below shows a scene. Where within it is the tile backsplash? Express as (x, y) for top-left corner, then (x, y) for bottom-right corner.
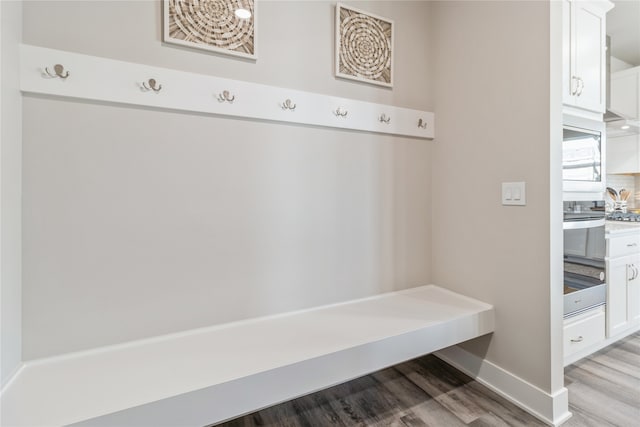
(606, 174), (638, 208)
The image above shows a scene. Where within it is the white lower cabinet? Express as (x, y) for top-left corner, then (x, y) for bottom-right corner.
(606, 229), (640, 337)
(627, 254), (640, 324)
(607, 255), (631, 336)
(566, 227), (640, 365)
(564, 306), (606, 358)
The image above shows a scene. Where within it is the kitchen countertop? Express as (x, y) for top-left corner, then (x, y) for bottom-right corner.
(605, 220), (640, 236)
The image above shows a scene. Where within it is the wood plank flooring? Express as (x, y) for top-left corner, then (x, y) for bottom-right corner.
(563, 331), (640, 427)
(215, 332), (640, 427)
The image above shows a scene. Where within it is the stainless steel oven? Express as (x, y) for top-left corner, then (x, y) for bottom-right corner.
(563, 200), (607, 317)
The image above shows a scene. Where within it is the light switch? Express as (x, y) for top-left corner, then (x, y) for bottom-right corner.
(502, 182), (526, 206)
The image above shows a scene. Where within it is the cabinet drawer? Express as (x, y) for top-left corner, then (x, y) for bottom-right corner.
(608, 233), (640, 258)
(564, 307), (605, 357)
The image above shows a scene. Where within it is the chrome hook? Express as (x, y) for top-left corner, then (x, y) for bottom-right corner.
(218, 90), (235, 103)
(379, 114), (391, 124)
(142, 78), (162, 92)
(418, 118), (428, 129)
(334, 107), (348, 117)
(44, 64), (70, 79)
(281, 99), (296, 111)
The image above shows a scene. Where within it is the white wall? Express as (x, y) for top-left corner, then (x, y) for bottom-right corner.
(21, 1), (435, 359)
(430, 0), (562, 396)
(1, 0), (23, 388)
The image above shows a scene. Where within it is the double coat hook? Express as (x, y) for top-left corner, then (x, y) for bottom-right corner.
(281, 99), (296, 111)
(334, 107), (348, 117)
(142, 78), (162, 92)
(379, 114), (391, 124)
(218, 90), (235, 103)
(44, 64), (69, 79)
(418, 118), (428, 129)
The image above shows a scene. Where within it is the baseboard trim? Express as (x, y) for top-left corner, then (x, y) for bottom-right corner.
(434, 346), (571, 427)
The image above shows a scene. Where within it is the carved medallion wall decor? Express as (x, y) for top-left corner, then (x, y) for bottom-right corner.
(335, 3), (394, 87)
(163, 0), (256, 59)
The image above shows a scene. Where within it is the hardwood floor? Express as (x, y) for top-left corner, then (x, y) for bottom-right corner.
(215, 332), (640, 427)
(563, 331), (640, 427)
(214, 356), (546, 426)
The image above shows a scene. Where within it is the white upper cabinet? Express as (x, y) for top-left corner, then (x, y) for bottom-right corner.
(611, 66), (640, 120)
(563, 0), (614, 114)
(607, 134), (640, 174)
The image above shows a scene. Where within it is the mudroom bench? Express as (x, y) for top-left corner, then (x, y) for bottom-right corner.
(1, 285), (494, 427)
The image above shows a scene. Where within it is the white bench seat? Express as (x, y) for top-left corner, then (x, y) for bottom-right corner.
(0, 285), (494, 427)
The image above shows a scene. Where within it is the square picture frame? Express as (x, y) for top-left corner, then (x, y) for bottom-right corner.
(335, 3), (394, 87)
(163, 0), (257, 59)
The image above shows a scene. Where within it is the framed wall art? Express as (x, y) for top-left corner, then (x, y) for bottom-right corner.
(163, 0), (257, 59)
(335, 3), (394, 87)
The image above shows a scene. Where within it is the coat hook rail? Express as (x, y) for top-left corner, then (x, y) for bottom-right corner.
(379, 114), (391, 124)
(334, 107), (348, 117)
(44, 64), (69, 79)
(218, 90), (235, 103)
(418, 118), (428, 129)
(141, 78), (162, 92)
(281, 99), (296, 111)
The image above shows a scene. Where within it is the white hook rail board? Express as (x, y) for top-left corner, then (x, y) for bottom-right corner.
(20, 44), (435, 139)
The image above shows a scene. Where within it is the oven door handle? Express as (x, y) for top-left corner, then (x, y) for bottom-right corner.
(563, 218), (606, 230)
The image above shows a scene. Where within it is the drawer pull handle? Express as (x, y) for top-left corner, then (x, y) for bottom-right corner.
(627, 243), (637, 247)
(570, 336), (584, 343)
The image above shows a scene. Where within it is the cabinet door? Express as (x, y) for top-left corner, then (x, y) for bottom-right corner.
(611, 68), (640, 120)
(563, 0), (612, 113)
(628, 254), (640, 324)
(607, 135), (640, 174)
(562, 0), (576, 106)
(573, 2), (607, 112)
(606, 255), (630, 337)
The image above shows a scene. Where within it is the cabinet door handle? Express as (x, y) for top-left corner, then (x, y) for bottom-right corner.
(571, 76), (579, 96)
(570, 336), (584, 343)
(576, 77), (584, 96)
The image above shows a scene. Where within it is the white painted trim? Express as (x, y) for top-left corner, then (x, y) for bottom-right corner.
(0, 0), (23, 391)
(435, 346), (572, 427)
(20, 44), (434, 139)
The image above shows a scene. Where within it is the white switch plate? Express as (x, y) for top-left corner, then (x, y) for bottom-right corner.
(502, 182), (526, 206)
